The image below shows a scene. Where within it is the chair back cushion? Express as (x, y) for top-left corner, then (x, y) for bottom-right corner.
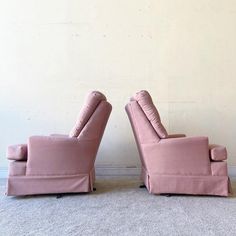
(132, 90), (168, 138)
(69, 91), (106, 138)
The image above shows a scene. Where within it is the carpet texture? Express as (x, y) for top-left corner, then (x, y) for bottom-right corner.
(0, 178), (236, 236)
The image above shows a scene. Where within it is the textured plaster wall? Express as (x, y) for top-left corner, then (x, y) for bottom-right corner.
(0, 0), (236, 170)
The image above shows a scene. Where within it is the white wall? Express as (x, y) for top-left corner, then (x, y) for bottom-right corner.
(1, 0), (236, 171)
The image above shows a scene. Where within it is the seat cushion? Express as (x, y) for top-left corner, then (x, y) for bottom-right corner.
(7, 144), (27, 161)
(132, 90), (168, 138)
(69, 91), (106, 138)
(209, 144), (227, 161)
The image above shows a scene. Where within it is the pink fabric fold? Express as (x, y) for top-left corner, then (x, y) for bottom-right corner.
(132, 90), (168, 138)
(69, 91), (106, 138)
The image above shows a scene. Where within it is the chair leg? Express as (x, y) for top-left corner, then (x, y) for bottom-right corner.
(160, 193), (172, 197)
(93, 187), (96, 191)
(139, 184), (146, 189)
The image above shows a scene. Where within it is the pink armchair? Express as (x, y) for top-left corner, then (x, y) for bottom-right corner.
(6, 91), (112, 196)
(125, 90), (231, 196)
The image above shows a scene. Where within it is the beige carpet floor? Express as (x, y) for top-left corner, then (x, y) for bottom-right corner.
(0, 177), (236, 236)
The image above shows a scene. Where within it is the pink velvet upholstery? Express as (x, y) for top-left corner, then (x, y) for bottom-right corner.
(209, 144), (227, 161)
(6, 91), (112, 196)
(69, 91), (106, 138)
(9, 161), (26, 176)
(126, 91), (231, 196)
(132, 90), (168, 138)
(7, 144), (27, 161)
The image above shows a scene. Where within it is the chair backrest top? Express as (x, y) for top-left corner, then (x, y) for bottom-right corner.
(130, 90), (168, 139)
(69, 91), (107, 138)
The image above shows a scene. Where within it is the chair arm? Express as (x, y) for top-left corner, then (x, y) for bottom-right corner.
(209, 144), (227, 161)
(7, 144), (27, 161)
(141, 136), (211, 175)
(167, 134), (186, 138)
(27, 135), (99, 175)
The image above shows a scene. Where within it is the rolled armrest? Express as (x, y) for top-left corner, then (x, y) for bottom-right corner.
(7, 144), (27, 161)
(141, 136), (211, 175)
(209, 144), (227, 161)
(27, 135), (99, 175)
